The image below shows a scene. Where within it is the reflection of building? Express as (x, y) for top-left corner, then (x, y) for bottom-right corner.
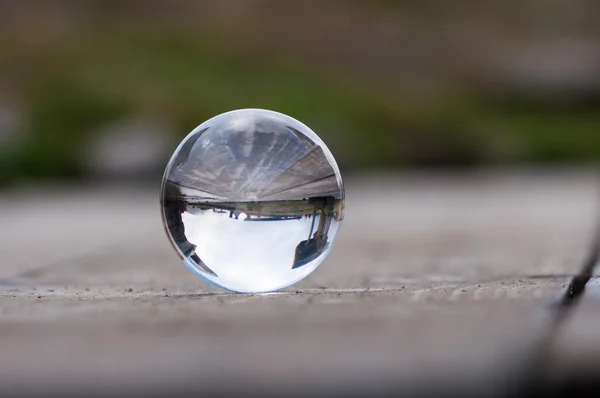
(292, 197), (335, 269)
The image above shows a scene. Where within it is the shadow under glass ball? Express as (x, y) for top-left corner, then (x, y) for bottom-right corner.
(160, 109), (345, 293)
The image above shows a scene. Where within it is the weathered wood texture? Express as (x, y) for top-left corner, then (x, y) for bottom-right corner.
(0, 169), (598, 396)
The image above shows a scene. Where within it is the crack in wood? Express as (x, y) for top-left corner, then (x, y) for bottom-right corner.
(515, 180), (600, 396)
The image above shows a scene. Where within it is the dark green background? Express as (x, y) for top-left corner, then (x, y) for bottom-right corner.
(1, 0), (599, 185)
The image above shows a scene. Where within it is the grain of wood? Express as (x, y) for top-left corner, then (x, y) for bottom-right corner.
(0, 169), (598, 396)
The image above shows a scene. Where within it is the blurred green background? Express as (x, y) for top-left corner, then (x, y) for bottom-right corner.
(1, 0), (600, 186)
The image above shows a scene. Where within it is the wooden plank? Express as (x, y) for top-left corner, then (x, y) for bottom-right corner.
(0, 169), (597, 395)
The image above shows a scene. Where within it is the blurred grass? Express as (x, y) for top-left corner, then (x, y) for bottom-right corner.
(1, 2), (600, 185)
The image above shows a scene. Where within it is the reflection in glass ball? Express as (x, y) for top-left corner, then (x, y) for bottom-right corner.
(160, 109), (345, 293)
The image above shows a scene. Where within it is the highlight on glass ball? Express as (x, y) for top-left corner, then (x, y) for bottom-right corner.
(160, 109), (345, 293)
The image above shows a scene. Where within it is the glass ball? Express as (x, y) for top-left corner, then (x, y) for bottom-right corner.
(160, 109), (345, 293)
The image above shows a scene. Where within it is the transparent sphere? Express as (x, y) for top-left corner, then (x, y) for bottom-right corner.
(160, 109), (345, 293)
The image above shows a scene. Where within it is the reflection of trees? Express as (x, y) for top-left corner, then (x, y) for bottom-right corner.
(186, 195), (341, 222)
(162, 183), (218, 276)
(164, 180), (342, 272)
(162, 182), (195, 256)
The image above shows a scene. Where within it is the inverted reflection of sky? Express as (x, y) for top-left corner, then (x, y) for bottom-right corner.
(181, 210), (330, 292)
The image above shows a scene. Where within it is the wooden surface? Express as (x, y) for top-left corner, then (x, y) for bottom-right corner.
(0, 169), (599, 397)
